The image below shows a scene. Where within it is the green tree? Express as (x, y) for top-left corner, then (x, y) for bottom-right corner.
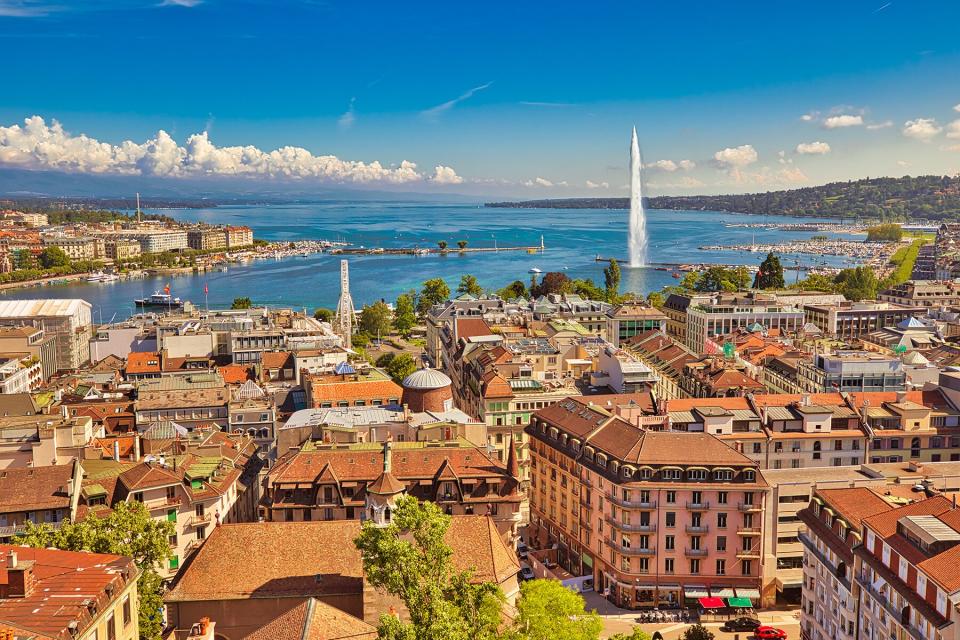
(515, 580), (602, 640)
(609, 629), (652, 640)
(498, 280), (529, 299)
(754, 252), (785, 289)
(603, 258), (621, 301)
(793, 273), (836, 292)
(699, 266), (748, 292)
(360, 301), (393, 339)
(835, 266), (879, 301)
(457, 274), (484, 297)
(375, 352), (396, 368)
(457, 240), (468, 250)
(531, 272), (571, 297)
(12, 249), (36, 270)
(38, 246), (70, 269)
(313, 307), (334, 322)
(231, 296), (252, 309)
(438, 240), (449, 251)
(866, 223), (904, 242)
(568, 278), (605, 300)
(646, 291), (665, 308)
(394, 291), (417, 336)
(385, 352), (418, 384)
(354, 496), (505, 640)
(419, 278), (452, 314)
(17, 501), (174, 640)
(680, 624), (715, 640)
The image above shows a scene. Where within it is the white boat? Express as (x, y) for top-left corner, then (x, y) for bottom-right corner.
(528, 267), (542, 274)
(135, 292), (184, 308)
(86, 272), (120, 283)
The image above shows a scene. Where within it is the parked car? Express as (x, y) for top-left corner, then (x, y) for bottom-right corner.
(520, 566), (535, 581)
(516, 542), (529, 560)
(721, 618), (762, 632)
(754, 627), (787, 640)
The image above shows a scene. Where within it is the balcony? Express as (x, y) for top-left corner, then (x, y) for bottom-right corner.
(605, 538), (656, 556)
(738, 502), (761, 512)
(0, 520), (64, 538)
(685, 547), (709, 557)
(737, 526), (762, 536)
(606, 492), (656, 509)
(144, 496), (182, 511)
(685, 524), (710, 534)
(188, 513), (212, 527)
(859, 580), (927, 640)
(736, 548), (761, 559)
(606, 516), (656, 532)
(184, 539), (204, 555)
(686, 501), (711, 510)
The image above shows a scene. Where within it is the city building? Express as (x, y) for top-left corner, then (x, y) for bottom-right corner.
(262, 440), (522, 538)
(0, 299), (93, 371)
(624, 330), (698, 400)
(798, 351), (906, 394)
(0, 545), (140, 640)
(0, 354), (40, 393)
(107, 229), (189, 253)
(164, 517), (519, 638)
(133, 374), (230, 430)
(593, 343), (659, 394)
(0, 461), (81, 540)
(802, 301), (927, 339)
(0, 412), (98, 469)
(303, 366), (403, 409)
(104, 237), (142, 260)
(224, 225), (254, 248)
(41, 234), (103, 260)
(606, 302), (668, 347)
(527, 397), (771, 609)
(187, 228), (228, 251)
(878, 280), (960, 308)
(685, 294), (806, 354)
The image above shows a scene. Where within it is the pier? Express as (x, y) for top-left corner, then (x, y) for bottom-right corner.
(332, 244), (544, 256)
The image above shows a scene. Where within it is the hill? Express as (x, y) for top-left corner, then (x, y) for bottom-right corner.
(486, 175), (960, 221)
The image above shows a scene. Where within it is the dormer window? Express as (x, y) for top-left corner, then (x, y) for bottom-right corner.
(688, 469), (707, 481)
(549, 427), (559, 440)
(639, 467), (652, 480)
(597, 453), (607, 467)
(714, 469), (733, 481)
(743, 469), (756, 481)
(622, 466), (635, 478)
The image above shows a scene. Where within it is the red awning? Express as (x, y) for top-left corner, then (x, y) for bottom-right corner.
(698, 597), (725, 609)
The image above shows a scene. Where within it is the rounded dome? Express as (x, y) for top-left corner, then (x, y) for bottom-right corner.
(402, 366), (452, 390)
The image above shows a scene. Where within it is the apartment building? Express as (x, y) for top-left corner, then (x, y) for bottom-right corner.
(803, 301), (927, 339)
(133, 374), (230, 429)
(878, 280), (960, 308)
(41, 235), (103, 260)
(303, 366), (403, 409)
(624, 330), (698, 400)
(606, 302), (668, 347)
(0, 325), (56, 382)
(595, 343), (659, 393)
(798, 487), (893, 640)
(0, 461), (81, 540)
(798, 351), (907, 394)
(104, 237), (142, 260)
(224, 225), (253, 248)
(527, 397), (771, 609)
(262, 440), (522, 538)
(0, 545), (140, 640)
(187, 228), (227, 251)
(686, 295), (805, 354)
(0, 354), (40, 393)
(0, 299), (93, 371)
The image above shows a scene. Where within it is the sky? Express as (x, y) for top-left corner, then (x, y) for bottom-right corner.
(1, 0), (960, 197)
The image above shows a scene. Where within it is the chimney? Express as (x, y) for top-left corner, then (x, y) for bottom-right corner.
(186, 617), (216, 640)
(383, 440), (393, 475)
(2, 551), (35, 598)
(897, 391), (907, 403)
(113, 440), (120, 462)
(133, 434), (141, 462)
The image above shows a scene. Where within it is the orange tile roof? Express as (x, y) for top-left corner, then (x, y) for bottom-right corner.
(218, 364), (256, 385)
(456, 318), (494, 340)
(242, 597), (377, 640)
(817, 487), (893, 528)
(666, 397), (752, 412)
(308, 377), (403, 405)
(0, 545), (138, 639)
(0, 465), (75, 515)
(751, 393), (847, 407)
(261, 351), (293, 370)
(125, 351), (161, 375)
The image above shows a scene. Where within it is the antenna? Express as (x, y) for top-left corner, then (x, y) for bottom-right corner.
(335, 259), (356, 349)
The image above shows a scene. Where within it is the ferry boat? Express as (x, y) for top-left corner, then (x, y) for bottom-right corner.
(86, 272), (120, 283)
(135, 292), (184, 308)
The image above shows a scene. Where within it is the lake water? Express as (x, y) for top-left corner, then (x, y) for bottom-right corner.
(1, 203), (860, 322)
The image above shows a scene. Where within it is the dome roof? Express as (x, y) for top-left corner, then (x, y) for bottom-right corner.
(402, 366), (452, 390)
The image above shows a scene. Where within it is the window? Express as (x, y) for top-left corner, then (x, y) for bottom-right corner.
(716, 559), (726, 575)
(752, 442), (762, 454)
(717, 491), (728, 504)
(107, 612), (116, 640)
(665, 535), (675, 551)
(666, 491), (676, 503)
(717, 536), (726, 552)
(834, 440), (843, 450)
(690, 559), (700, 574)
(167, 509), (176, 522)
(717, 512), (727, 528)
(665, 512), (676, 527)
(743, 470), (755, 481)
(122, 595), (132, 625)
(918, 573), (928, 598)
(664, 558), (674, 574)
(742, 560), (752, 575)
(688, 469), (707, 481)
(169, 555), (180, 570)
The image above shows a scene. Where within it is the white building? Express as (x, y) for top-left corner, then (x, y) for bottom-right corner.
(0, 299), (93, 371)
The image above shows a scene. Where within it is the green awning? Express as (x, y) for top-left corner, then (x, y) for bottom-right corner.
(728, 597), (753, 608)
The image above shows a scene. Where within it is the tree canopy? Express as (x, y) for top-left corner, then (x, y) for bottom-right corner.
(385, 352), (418, 384)
(515, 580), (603, 640)
(231, 296), (252, 309)
(313, 307), (334, 322)
(359, 301), (393, 338)
(457, 274), (484, 297)
(754, 252), (786, 289)
(498, 280), (529, 299)
(38, 246), (70, 268)
(603, 259), (621, 301)
(393, 291), (417, 336)
(419, 278), (452, 314)
(866, 223), (905, 242)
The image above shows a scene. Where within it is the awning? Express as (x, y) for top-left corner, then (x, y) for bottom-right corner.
(698, 597), (725, 609)
(658, 584), (681, 591)
(712, 587), (736, 598)
(684, 586), (709, 598)
(635, 585), (657, 590)
(728, 597), (753, 608)
(736, 588), (761, 600)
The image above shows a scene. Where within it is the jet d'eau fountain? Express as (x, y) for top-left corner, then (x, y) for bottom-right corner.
(628, 126), (648, 268)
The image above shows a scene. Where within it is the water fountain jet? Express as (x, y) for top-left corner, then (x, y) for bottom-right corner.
(628, 127), (648, 268)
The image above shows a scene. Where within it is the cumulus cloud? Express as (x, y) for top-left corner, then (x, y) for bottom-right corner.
(712, 145), (759, 182)
(421, 82), (493, 119)
(866, 120), (893, 130)
(0, 116), (461, 185)
(522, 177), (554, 187)
(902, 118), (942, 141)
(777, 150), (792, 165)
(946, 120), (960, 140)
(823, 114), (864, 128)
(430, 165), (463, 185)
(644, 159), (696, 172)
(800, 112), (817, 122)
(954, 104), (960, 113)
(795, 141), (831, 155)
(338, 98), (356, 129)
(585, 180), (609, 189)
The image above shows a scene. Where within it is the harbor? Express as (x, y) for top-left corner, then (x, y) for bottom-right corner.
(698, 238), (900, 267)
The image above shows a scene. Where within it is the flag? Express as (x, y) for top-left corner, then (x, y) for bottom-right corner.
(204, 283), (209, 295)
(164, 283), (170, 295)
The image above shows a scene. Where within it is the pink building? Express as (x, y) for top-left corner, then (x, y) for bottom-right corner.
(527, 397), (769, 609)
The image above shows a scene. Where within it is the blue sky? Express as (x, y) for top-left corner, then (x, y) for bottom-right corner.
(1, 0), (959, 196)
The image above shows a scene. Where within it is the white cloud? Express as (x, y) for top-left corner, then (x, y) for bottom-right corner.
(795, 141), (831, 155)
(945, 144), (960, 153)
(946, 119), (960, 140)
(421, 82), (493, 119)
(902, 118), (942, 141)
(338, 97), (356, 129)
(0, 116), (458, 185)
(713, 145), (759, 183)
(430, 165), (463, 185)
(954, 104), (960, 113)
(866, 120), (893, 130)
(585, 180), (609, 189)
(897, 160), (910, 167)
(522, 177), (554, 187)
(800, 112), (817, 122)
(823, 114), (864, 128)
(644, 159), (696, 172)
(777, 150), (792, 165)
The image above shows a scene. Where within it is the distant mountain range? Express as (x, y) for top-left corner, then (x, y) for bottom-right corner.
(486, 175), (960, 221)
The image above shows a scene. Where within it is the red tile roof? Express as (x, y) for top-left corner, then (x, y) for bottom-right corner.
(242, 597), (377, 640)
(261, 351), (293, 370)
(456, 318), (495, 340)
(307, 375), (402, 406)
(817, 487), (893, 528)
(125, 351), (161, 375)
(0, 464), (75, 515)
(218, 364), (256, 385)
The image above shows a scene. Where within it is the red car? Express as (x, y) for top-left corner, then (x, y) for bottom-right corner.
(754, 627), (787, 640)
